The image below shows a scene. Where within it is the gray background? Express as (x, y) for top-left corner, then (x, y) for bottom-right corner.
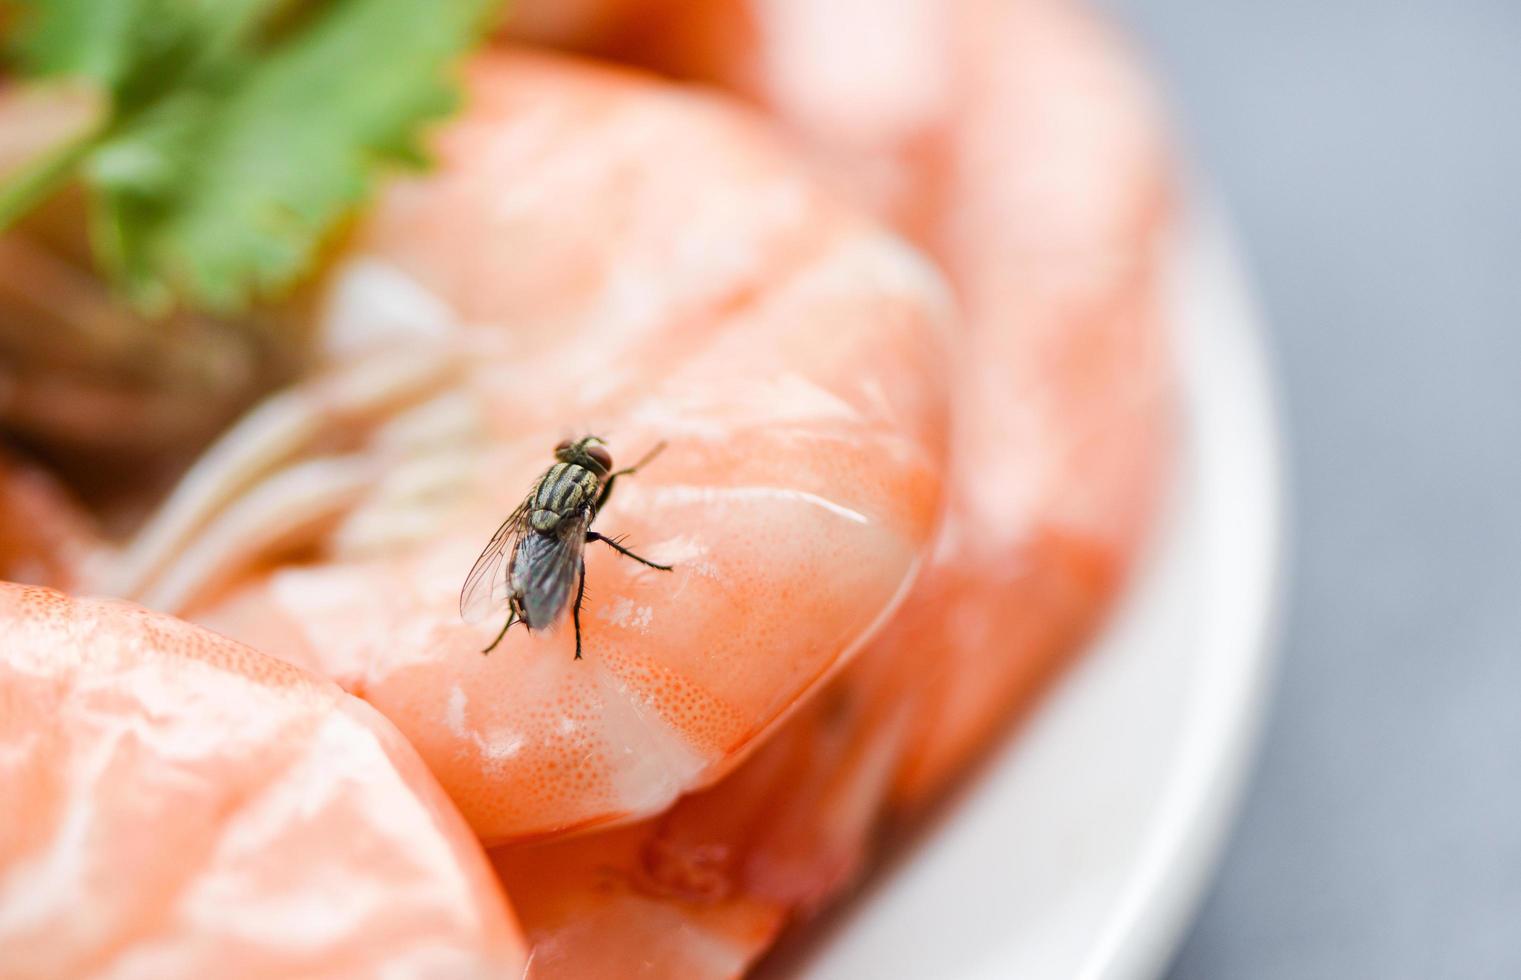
(1090, 1), (1521, 976)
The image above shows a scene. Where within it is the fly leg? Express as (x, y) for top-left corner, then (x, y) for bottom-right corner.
(481, 605), (519, 655)
(482, 596), (527, 655)
(572, 559), (587, 660)
(595, 440), (666, 510)
(586, 531), (673, 571)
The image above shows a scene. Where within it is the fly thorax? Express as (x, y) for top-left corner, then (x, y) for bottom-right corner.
(537, 462), (598, 516)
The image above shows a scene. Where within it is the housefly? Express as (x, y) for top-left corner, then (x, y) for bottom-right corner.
(460, 436), (672, 658)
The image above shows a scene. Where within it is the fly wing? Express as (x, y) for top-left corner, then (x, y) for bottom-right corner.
(459, 501), (529, 624)
(514, 509), (588, 630)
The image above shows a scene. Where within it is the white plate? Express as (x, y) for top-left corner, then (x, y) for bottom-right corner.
(774, 205), (1284, 980)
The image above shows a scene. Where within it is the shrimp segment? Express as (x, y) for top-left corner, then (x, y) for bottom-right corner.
(866, 0), (1174, 806)
(494, 651), (905, 979)
(0, 583), (526, 979)
(487, 0), (1175, 972)
(133, 54), (952, 843)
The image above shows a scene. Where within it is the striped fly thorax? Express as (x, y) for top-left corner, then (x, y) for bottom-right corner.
(529, 462), (601, 532)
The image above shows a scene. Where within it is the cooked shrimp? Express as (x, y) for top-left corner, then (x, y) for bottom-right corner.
(494, 646), (906, 979)
(855, 0), (1175, 806)
(487, 0), (1175, 973)
(105, 53), (953, 844)
(0, 583), (526, 979)
(510, 0), (1174, 812)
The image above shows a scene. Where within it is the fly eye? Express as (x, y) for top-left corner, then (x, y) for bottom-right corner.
(587, 445), (613, 471)
(554, 439), (573, 454)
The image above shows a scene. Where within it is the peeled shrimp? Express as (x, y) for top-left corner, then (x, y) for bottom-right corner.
(0, 582), (526, 979)
(487, 0), (1175, 974)
(107, 52), (953, 844)
(0, 2), (1171, 972)
(494, 639), (906, 979)
(841, 0), (1174, 806)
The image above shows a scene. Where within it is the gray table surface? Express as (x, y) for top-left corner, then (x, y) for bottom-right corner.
(1089, 1), (1521, 977)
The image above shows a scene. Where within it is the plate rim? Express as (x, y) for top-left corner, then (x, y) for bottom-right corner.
(1084, 198), (1287, 980)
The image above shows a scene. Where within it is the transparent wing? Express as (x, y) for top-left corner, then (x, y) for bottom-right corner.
(459, 501), (529, 624)
(517, 509), (588, 629)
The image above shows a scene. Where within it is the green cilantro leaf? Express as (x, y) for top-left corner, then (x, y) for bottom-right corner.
(1, 0), (499, 314)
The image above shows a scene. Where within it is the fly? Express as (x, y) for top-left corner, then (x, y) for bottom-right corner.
(460, 436), (672, 658)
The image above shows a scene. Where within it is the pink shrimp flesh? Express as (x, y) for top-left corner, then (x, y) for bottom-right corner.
(112, 53), (954, 845)
(0, 582), (528, 979)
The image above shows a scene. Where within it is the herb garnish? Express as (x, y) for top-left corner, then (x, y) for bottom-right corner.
(1, 0), (499, 314)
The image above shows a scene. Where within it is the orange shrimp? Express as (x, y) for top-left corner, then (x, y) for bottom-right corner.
(104, 52), (953, 844)
(486, 0), (1175, 973)
(0, 583), (527, 979)
(494, 639), (907, 979)
(0, 2), (1171, 972)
